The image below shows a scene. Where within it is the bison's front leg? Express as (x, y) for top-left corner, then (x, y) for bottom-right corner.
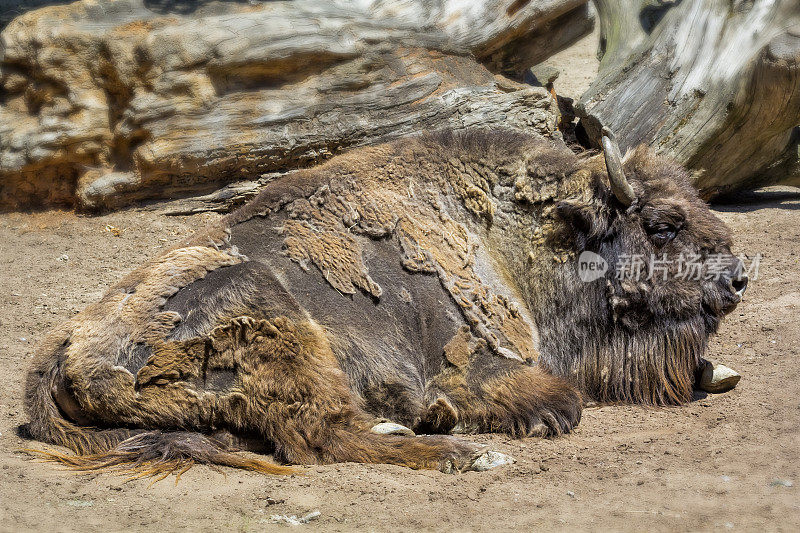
(211, 316), (508, 472)
(420, 328), (583, 437)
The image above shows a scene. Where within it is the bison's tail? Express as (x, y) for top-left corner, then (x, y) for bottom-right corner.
(24, 337), (294, 480)
(29, 431), (295, 481)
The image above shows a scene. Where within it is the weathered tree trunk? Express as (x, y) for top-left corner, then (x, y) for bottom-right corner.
(578, 0), (800, 198)
(0, 0), (67, 29)
(0, 0), (593, 210)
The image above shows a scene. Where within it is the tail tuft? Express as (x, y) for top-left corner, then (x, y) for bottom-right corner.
(26, 430), (295, 483)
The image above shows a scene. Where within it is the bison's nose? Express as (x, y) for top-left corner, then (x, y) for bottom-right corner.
(731, 274), (748, 298)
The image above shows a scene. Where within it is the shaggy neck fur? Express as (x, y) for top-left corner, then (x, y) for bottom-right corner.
(470, 148), (709, 405)
(529, 259), (707, 405)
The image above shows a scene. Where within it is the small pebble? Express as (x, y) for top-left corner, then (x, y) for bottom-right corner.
(771, 479), (793, 487)
(66, 500), (93, 508)
(566, 491), (575, 498)
(267, 511), (321, 525)
(57, 254), (69, 262)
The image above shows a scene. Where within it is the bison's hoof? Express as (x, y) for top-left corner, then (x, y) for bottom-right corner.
(440, 448), (516, 474)
(467, 450), (516, 472)
(370, 422), (415, 437)
(698, 363), (741, 393)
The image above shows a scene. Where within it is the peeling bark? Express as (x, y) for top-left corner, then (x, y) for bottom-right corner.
(578, 0), (800, 197)
(0, 0), (592, 210)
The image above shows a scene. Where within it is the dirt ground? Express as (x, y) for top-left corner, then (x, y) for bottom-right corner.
(1, 28), (799, 533)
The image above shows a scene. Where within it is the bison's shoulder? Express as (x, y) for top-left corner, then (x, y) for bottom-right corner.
(223, 139), (540, 366)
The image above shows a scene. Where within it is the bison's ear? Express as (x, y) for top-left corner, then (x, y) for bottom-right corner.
(556, 199), (609, 239)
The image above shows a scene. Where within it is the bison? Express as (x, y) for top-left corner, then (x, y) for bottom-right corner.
(24, 130), (747, 477)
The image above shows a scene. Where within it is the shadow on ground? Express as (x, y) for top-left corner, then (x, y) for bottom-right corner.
(712, 186), (800, 213)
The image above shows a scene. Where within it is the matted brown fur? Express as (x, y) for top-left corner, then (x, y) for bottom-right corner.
(24, 130), (743, 478)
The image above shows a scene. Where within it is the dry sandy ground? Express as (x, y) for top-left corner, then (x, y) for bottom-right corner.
(1, 28), (800, 533)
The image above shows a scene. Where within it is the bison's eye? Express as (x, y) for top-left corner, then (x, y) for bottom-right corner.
(646, 222), (679, 247)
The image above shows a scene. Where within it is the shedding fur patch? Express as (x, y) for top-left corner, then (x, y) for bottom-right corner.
(443, 326), (475, 368)
(283, 209), (383, 298)
(53, 243), (248, 419)
(277, 164), (538, 363)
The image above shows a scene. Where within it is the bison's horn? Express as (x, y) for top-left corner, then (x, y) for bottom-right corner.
(601, 132), (636, 207)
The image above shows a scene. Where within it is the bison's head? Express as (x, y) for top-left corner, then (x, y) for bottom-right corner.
(538, 136), (747, 405)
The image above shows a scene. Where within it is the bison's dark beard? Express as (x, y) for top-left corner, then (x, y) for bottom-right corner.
(541, 318), (707, 405)
(532, 269), (711, 405)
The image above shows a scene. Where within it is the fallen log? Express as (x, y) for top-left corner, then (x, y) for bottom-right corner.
(0, 0), (593, 210)
(578, 0), (800, 198)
